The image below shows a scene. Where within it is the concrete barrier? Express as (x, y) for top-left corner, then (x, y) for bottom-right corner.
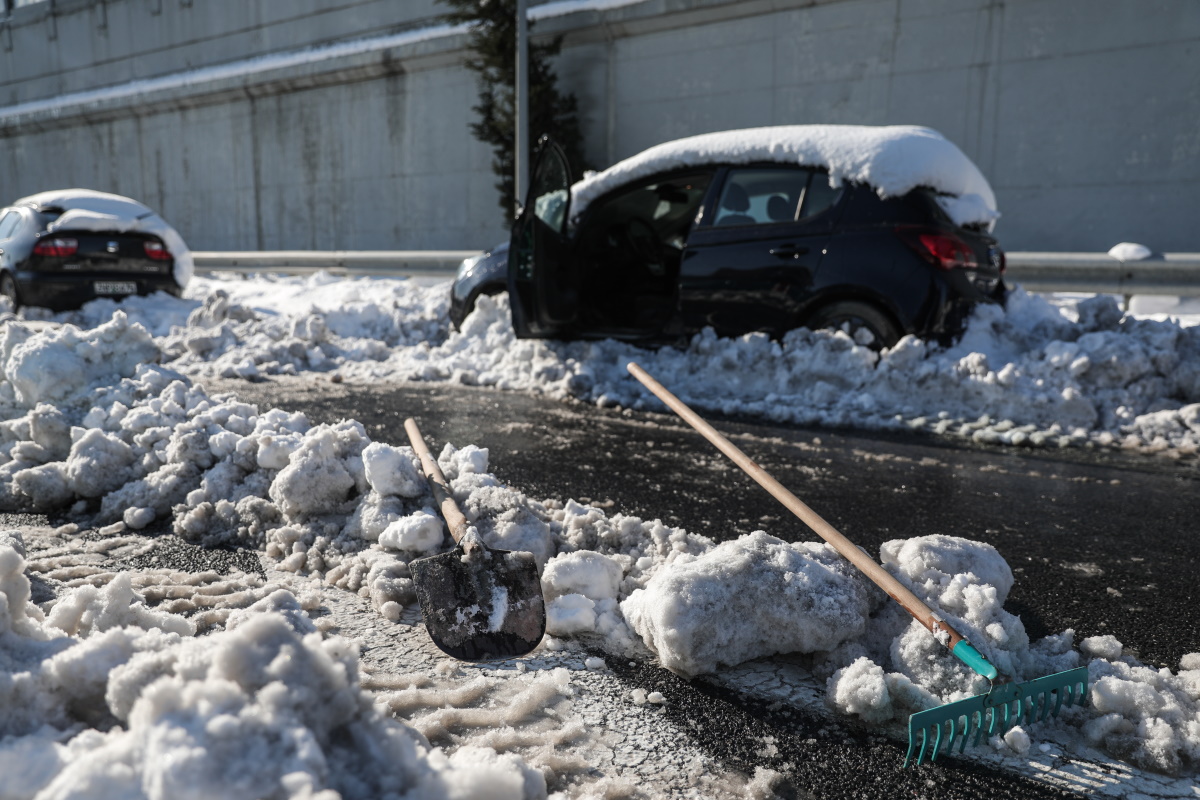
(194, 250), (1200, 297)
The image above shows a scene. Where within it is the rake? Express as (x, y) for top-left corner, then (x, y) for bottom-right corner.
(626, 362), (1089, 767)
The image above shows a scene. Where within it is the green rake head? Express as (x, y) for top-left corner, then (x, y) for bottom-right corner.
(904, 666), (1089, 767)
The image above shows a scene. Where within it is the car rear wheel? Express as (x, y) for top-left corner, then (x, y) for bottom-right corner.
(0, 273), (20, 311)
(806, 300), (901, 350)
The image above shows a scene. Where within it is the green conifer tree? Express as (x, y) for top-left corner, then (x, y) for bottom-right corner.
(439, 0), (588, 222)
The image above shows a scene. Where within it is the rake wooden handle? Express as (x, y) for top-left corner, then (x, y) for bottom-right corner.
(404, 418), (471, 544)
(626, 362), (999, 680)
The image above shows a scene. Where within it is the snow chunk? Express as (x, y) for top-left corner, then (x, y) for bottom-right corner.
(880, 534), (1014, 612)
(1081, 634), (1124, 661)
(4, 312), (159, 407)
(1108, 242), (1153, 261)
(45, 573), (194, 638)
(546, 593), (597, 636)
(621, 532), (870, 676)
(542, 550), (624, 602)
(268, 423), (368, 519)
(361, 442), (425, 498)
(827, 656), (894, 723)
(377, 510), (445, 554)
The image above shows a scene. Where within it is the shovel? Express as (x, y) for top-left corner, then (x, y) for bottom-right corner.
(625, 362), (1088, 766)
(403, 418), (546, 661)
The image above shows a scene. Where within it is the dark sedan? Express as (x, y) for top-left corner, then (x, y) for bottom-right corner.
(476, 126), (1006, 349)
(0, 190), (188, 312)
(449, 241), (509, 329)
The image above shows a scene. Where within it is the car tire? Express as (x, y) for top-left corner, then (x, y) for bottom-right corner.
(805, 300), (902, 349)
(0, 273), (20, 311)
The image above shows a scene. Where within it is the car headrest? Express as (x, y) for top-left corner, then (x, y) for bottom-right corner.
(721, 183), (750, 213)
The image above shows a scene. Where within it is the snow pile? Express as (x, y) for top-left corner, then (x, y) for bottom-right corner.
(0, 534), (546, 799)
(155, 279), (448, 380)
(815, 535), (1200, 775)
(0, 312), (560, 625)
(614, 526), (1200, 775)
(27, 274), (1200, 457)
(347, 288), (1200, 455)
(539, 499), (713, 652)
(17, 189), (194, 288)
(2, 311), (158, 407)
(569, 125), (998, 229)
(535, 517), (1200, 775)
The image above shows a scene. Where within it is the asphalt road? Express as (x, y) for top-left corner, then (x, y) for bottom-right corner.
(204, 375), (1200, 800)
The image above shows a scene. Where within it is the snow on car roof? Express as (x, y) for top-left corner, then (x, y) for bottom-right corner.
(15, 188), (154, 218)
(569, 125), (999, 228)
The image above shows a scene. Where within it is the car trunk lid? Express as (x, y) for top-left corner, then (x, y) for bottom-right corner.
(33, 230), (174, 274)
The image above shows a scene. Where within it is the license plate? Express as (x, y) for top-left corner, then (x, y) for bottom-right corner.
(94, 281), (137, 295)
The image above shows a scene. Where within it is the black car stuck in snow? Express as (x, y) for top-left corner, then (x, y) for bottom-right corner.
(452, 125), (1006, 349)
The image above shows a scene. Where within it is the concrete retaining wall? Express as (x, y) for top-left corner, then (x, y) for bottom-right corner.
(1, 0), (1197, 253)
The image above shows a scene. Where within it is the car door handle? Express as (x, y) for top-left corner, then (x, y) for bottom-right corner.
(768, 245), (808, 259)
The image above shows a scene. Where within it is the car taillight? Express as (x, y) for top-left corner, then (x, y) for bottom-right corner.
(143, 241), (172, 261)
(896, 228), (978, 271)
(32, 237), (78, 257)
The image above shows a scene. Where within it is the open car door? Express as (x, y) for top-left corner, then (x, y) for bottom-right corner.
(508, 137), (576, 338)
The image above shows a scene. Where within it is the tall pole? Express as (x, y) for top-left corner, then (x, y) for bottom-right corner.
(515, 0), (529, 215)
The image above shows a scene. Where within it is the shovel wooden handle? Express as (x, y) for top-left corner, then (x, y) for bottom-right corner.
(404, 418), (470, 544)
(626, 362), (999, 680)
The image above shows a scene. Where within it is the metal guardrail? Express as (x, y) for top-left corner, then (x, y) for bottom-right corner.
(192, 250), (480, 278)
(1005, 252), (1200, 296)
(193, 250), (1200, 296)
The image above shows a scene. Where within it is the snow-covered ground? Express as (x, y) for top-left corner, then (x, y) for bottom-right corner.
(16, 272), (1200, 456)
(1, 275), (1198, 798)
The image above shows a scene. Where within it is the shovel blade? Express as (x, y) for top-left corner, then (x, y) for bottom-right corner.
(410, 543), (546, 661)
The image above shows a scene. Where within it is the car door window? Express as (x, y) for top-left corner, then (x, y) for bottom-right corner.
(531, 153), (570, 236)
(576, 172), (711, 263)
(0, 212), (19, 240)
(714, 168), (811, 226)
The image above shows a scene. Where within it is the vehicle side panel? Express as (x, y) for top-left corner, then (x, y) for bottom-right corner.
(680, 224), (830, 337)
(807, 229), (933, 335)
